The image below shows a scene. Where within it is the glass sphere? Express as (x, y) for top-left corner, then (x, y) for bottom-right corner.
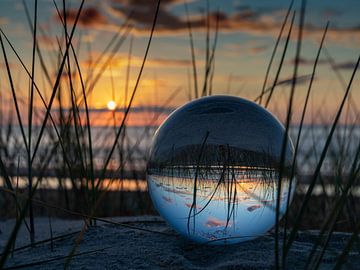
(147, 95), (295, 245)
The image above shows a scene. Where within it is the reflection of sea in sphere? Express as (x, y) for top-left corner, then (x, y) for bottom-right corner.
(147, 96), (295, 245)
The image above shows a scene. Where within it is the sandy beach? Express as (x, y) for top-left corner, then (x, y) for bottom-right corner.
(1, 216), (359, 269)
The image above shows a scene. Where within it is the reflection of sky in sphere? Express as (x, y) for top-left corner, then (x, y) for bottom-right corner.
(147, 96), (295, 245)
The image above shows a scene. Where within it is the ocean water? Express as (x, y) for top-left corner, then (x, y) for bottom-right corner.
(1, 125), (359, 178)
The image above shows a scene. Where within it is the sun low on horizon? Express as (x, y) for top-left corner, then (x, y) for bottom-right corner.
(107, 100), (117, 111)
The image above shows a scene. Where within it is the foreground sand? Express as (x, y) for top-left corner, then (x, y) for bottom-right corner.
(1, 216), (359, 269)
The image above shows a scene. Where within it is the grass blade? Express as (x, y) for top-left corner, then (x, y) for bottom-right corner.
(264, 11), (296, 109)
(285, 54), (360, 258)
(282, 21), (329, 265)
(184, 1), (198, 99)
(98, 0), (161, 186)
(0, 34), (29, 153)
(31, 0), (85, 164)
(258, 0), (294, 105)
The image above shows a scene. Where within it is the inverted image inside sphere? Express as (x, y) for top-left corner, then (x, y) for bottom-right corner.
(147, 95), (295, 245)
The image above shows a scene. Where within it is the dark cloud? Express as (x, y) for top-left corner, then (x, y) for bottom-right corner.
(55, 1), (360, 46)
(112, 0), (188, 7)
(333, 61), (358, 70)
(291, 57), (357, 71)
(109, 0), (268, 34)
(109, 0), (187, 31)
(59, 6), (108, 27)
(289, 57), (328, 66)
(107, 1), (357, 47)
(58, 0), (273, 35)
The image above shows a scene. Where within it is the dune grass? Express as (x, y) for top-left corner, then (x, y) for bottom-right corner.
(0, 0), (360, 269)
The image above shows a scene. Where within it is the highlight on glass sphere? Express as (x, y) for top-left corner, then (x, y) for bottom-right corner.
(147, 95), (295, 245)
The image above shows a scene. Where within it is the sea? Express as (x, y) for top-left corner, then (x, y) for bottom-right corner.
(1, 124), (360, 195)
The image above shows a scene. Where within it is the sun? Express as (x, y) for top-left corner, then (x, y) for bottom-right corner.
(107, 100), (117, 111)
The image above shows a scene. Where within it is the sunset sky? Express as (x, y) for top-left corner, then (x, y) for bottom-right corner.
(0, 0), (359, 126)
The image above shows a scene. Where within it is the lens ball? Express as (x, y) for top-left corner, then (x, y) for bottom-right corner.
(147, 95), (295, 245)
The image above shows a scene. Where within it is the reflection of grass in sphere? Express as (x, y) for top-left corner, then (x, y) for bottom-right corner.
(147, 96), (295, 245)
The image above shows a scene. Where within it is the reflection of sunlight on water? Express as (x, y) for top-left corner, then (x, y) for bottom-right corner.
(2, 177), (360, 197)
(97, 179), (147, 191)
(1, 177), (147, 192)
